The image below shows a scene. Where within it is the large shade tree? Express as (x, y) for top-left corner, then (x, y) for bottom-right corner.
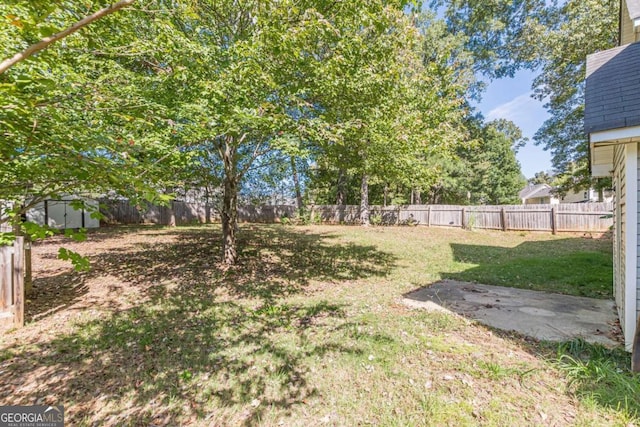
(306, 12), (475, 221)
(531, 0), (618, 190)
(94, 0), (423, 263)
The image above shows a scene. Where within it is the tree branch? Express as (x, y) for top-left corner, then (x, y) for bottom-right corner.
(0, 0), (136, 75)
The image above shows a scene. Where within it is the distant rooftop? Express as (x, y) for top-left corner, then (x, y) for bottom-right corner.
(519, 183), (553, 200)
(627, 0), (640, 20)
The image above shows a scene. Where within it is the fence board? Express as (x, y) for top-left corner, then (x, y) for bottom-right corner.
(99, 200), (613, 233)
(0, 245), (11, 310)
(0, 238), (24, 328)
(12, 237), (24, 327)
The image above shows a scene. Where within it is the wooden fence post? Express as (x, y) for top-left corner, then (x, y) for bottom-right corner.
(426, 206), (431, 227)
(0, 247), (9, 311)
(551, 206), (558, 235)
(461, 207), (467, 229)
(13, 237), (24, 327)
(501, 207), (507, 231)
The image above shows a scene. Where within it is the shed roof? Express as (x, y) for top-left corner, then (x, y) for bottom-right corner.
(627, 0), (640, 20)
(519, 184), (553, 200)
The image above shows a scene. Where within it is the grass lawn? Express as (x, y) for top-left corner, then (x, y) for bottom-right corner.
(0, 224), (637, 426)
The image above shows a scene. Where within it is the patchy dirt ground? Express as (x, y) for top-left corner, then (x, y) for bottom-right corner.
(0, 225), (636, 426)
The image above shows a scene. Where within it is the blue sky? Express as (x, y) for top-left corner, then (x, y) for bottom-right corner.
(474, 69), (552, 179)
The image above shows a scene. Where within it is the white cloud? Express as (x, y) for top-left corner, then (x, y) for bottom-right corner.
(486, 91), (536, 123)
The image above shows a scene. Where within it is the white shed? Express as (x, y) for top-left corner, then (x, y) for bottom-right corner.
(27, 198), (100, 229)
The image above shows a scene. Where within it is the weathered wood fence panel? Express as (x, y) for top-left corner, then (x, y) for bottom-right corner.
(99, 199), (613, 233)
(99, 199), (298, 226)
(239, 205), (296, 223)
(311, 203), (612, 232)
(315, 205), (360, 224)
(426, 205), (465, 228)
(0, 237), (24, 328)
(312, 203), (613, 232)
(502, 205), (554, 231)
(555, 203), (614, 232)
(99, 199), (219, 226)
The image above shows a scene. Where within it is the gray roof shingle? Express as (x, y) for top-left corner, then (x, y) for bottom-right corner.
(585, 42), (640, 135)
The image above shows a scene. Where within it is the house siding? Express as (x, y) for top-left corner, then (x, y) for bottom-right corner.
(524, 197), (552, 205)
(622, 0), (637, 45)
(614, 144), (626, 334)
(626, 141), (639, 351)
(636, 144), (640, 338)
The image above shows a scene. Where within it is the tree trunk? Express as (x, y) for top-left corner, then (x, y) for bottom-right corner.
(167, 201), (176, 227)
(414, 188), (422, 205)
(429, 184), (442, 205)
(221, 140), (239, 265)
(360, 172), (370, 226)
(383, 183), (388, 207)
(204, 186), (211, 224)
(336, 169), (346, 205)
(598, 186), (604, 202)
(291, 157), (303, 216)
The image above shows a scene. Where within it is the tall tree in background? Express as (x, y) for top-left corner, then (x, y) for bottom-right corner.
(306, 5), (421, 226)
(423, 117), (526, 204)
(528, 171), (554, 185)
(432, 0), (549, 78)
(436, 0), (619, 190)
(307, 11), (475, 221)
(462, 119), (527, 204)
(532, 0), (618, 190)
(107, 0), (422, 263)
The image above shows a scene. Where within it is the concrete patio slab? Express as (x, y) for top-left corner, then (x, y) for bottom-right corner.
(403, 280), (620, 347)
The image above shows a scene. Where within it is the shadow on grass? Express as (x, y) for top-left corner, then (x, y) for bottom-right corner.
(25, 224), (396, 322)
(89, 224), (396, 302)
(2, 225), (397, 424)
(442, 238), (613, 298)
(24, 225), (172, 323)
(25, 272), (89, 322)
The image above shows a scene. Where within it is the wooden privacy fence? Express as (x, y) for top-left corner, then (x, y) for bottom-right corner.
(0, 237), (24, 329)
(99, 199), (218, 226)
(312, 203), (614, 233)
(99, 199), (297, 226)
(100, 199), (613, 233)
